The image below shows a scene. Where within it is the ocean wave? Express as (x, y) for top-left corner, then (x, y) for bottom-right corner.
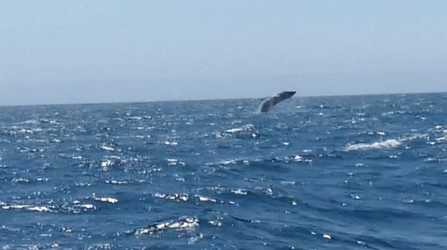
(215, 124), (261, 139)
(345, 139), (403, 151)
(344, 134), (427, 151)
(130, 216), (199, 236)
(1, 93), (447, 249)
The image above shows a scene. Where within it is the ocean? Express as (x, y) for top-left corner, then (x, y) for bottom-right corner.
(0, 92), (446, 249)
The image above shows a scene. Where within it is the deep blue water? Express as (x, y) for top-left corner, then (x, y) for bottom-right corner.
(1, 92), (447, 249)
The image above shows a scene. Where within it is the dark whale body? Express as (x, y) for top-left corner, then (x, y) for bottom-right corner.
(259, 91), (296, 113)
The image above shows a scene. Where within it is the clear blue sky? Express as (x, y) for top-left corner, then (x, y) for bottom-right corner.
(1, 1), (446, 106)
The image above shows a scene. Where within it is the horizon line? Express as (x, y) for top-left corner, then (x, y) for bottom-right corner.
(1, 90), (446, 109)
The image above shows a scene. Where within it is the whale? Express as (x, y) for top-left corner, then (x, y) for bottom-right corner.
(259, 90), (296, 113)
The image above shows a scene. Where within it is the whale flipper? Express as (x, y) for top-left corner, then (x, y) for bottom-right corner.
(259, 91), (296, 113)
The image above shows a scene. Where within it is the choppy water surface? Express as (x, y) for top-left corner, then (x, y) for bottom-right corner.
(1, 92), (447, 249)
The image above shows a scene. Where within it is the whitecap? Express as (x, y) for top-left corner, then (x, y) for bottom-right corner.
(133, 216), (199, 235)
(345, 139), (402, 151)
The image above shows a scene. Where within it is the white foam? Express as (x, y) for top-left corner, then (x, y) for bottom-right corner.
(100, 144), (115, 151)
(345, 139), (402, 151)
(93, 197), (118, 204)
(196, 195), (217, 203)
(2, 204), (53, 212)
(345, 134), (427, 152)
(134, 217), (199, 235)
(92, 193), (119, 204)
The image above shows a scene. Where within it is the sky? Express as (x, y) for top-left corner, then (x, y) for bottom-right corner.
(0, 1), (446, 106)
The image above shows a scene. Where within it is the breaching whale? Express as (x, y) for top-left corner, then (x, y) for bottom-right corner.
(259, 90), (296, 113)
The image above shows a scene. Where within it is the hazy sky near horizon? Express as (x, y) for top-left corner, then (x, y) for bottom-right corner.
(1, 1), (446, 106)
